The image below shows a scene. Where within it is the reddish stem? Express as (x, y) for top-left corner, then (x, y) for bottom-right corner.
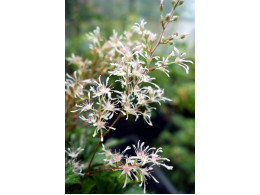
(150, 0), (179, 57)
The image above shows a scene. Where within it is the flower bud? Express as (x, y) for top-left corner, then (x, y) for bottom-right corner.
(171, 16), (179, 21)
(171, 0), (176, 5)
(144, 32), (149, 40)
(163, 40), (169, 44)
(178, 0), (184, 6)
(169, 41), (173, 45)
(161, 36), (165, 42)
(168, 35), (174, 40)
(160, 15), (164, 28)
(180, 33), (189, 39)
(160, 0), (163, 12)
(165, 13), (171, 22)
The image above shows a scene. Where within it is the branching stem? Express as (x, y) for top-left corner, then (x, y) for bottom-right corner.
(87, 113), (123, 171)
(149, 0), (179, 57)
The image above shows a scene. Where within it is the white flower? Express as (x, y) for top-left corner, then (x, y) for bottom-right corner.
(138, 167), (159, 193)
(98, 141), (173, 193)
(79, 112), (98, 124)
(71, 159), (85, 176)
(173, 47), (193, 74)
(65, 71), (84, 98)
(91, 76), (112, 98)
(150, 147), (173, 170)
(108, 29), (123, 48)
(121, 101), (139, 120)
(65, 147), (84, 159)
(136, 91), (149, 105)
(71, 92), (93, 113)
(119, 157), (138, 188)
(142, 109), (153, 126)
(144, 30), (157, 43)
(92, 120), (115, 142)
(115, 42), (143, 61)
(155, 56), (171, 77)
(66, 53), (82, 65)
(86, 26), (102, 45)
(112, 146), (131, 163)
(131, 140), (153, 165)
(102, 99), (120, 119)
(132, 19), (147, 34)
(152, 88), (172, 104)
(82, 78), (96, 84)
(109, 61), (127, 77)
(100, 144), (113, 159)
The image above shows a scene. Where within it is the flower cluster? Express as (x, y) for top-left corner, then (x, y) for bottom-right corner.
(66, 12), (192, 132)
(65, 147), (85, 176)
(65, 0), (192, 193)
(67, 20), (192, 140)
(100, 141), (173, 193)
(70, 76), (120, 142)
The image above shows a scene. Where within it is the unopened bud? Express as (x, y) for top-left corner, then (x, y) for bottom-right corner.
(168, 35), (174, 40)
(174, 32), (179, 36)
(164, 40), (169, 44)
(165, 13), (171, 22)
(169, 41), (173, 45)
(178, 0), (184, 6)
(171, 0), (176, 5)
(161, 15), (164, 28)
(180, 33), (189, 39)
(144, 32), (149, 40)
(160, 0), (163, 12)
(161, 36), (165, 42)
(171, 16), (179, 21)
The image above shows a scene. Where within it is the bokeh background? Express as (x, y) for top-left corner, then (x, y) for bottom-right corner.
(65, 0), (195, 193)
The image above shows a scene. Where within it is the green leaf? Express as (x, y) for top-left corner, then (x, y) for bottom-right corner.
(92, 171), (123, 193)
(123, 184), (144, 194)
(105, 138), (126, 148)
(81, 176), (96, 193)
(91, 151), (105, 166)
(65, 164), (81, 185)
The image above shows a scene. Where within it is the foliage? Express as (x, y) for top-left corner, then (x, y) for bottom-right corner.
(65, 164), (81, 185)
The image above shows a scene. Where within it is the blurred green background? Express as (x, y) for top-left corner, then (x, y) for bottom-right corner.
(66, 0), (195, 193)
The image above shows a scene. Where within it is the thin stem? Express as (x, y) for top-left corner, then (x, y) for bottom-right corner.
(86, 161), (142, 176)
(87, 137), (101, 171)
(86, 167), (121, 176)
(103, 113), (123, 137)
(87, 113), (123, 171)
(98, 95), (104, 118)
(126, 63), (129, 95)
(150, 0), (179, 57)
